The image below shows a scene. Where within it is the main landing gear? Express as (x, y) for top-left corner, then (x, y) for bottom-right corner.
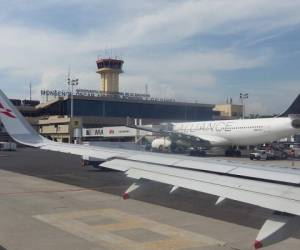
(225, 147), (241, 157)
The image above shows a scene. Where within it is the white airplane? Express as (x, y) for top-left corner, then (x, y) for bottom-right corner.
(1, 89), (300, 249)
(136, 95), (300, 155)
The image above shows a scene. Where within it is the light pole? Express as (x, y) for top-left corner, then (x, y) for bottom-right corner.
(67, 78), (79, 118)
(240, 93), (248, 119)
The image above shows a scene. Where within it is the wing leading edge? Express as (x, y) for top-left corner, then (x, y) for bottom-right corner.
(1, 89), (300, 248)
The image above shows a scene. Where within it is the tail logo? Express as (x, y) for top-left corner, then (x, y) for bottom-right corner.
(0, 102), (16, 119)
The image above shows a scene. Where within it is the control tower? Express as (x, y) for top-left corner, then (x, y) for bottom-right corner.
(96, 58), (124, 93)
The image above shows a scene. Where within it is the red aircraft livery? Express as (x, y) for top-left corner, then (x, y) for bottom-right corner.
(0, 102), (16, 118)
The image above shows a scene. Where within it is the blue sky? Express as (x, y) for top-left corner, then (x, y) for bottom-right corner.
(0, 0), (300, 115)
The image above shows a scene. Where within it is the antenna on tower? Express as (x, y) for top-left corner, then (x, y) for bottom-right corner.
(29, 82), (32, 101)
(145, 84), (148, 95)
(104, 46), (108, 57)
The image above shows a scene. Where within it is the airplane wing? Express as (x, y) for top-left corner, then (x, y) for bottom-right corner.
(1, 89), (300, 249)
(127, 124), (211, 147)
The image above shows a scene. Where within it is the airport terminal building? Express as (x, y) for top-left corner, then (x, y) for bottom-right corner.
(38, 93), (215, 123)
(23, 91), (216, 142)
(1, 92), (216, 143)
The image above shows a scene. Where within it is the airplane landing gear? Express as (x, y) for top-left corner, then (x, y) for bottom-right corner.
(189, 149), (207, 156)
(225, 147), (241, 157)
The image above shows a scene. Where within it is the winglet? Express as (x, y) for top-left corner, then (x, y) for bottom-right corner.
(0, 89), (47, 147)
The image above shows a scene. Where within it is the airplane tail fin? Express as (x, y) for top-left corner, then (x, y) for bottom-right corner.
(278, 94), (300, 117)
(0, 89), (47, 147)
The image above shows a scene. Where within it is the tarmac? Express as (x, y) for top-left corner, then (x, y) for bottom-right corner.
(0, 147), (300, 250)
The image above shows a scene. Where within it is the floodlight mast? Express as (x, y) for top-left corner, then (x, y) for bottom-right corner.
(67, 78), (79, 118)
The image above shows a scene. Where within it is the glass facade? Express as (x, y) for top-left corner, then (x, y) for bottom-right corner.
(96, 59), (123, 70)
(38, 98), (214, 121)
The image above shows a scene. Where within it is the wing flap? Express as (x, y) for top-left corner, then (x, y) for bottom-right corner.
(228, 167), (300, 184)
(103, 159), (300, 199)
(113, 162), (300, 216)
(113, 153), (300, 184)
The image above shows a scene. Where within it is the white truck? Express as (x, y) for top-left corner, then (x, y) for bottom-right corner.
(249, 149), (288, 160)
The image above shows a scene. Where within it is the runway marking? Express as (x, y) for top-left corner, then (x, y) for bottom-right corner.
(0, 187), (92, 196)
(34, 208), (224, 250)
(0, 181), (116, 196)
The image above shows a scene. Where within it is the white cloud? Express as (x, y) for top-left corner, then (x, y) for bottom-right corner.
(98, 0), (300, 47)
(0, 21), (268, 100)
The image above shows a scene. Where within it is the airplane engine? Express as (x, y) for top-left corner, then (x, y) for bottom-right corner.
(151, 137), (172, 151)
(291, 118), (300, 128)
(81, 155), (105, 168)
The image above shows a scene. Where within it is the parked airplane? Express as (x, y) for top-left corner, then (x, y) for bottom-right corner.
(132, 95), (300, 155)
(1, 89), (300, 249)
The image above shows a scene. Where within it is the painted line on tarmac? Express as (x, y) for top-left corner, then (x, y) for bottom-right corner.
(0, 187), (104, 196)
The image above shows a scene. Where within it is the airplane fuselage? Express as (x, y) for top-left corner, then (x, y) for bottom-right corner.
(173, 117), (300, 146)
